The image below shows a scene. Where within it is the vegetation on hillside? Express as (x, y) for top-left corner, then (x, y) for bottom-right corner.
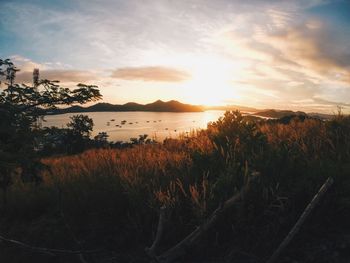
(1, 110), (350, 262)
(0, 58), (101, 204)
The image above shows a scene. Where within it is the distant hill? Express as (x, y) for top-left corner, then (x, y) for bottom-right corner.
(308, 112), (334, 120)
(205, 105), (258, 113)
(48, 100), (203, 114)
(48, 101), (337, 120)
(251, 109), (337, 120)
(252, 109), (307, 119)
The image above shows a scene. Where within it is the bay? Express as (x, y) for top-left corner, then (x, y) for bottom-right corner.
(43, 111), (225, 142)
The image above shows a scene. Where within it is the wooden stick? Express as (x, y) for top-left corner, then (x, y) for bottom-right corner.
(59, 209), (89, 263)
(0, 235), (99, 256)
(146, 206), (167, 258)
(267, 177), (334, 263)
(157, 174), (259, 263)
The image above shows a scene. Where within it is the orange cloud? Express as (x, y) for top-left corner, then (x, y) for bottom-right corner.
(256, 21), (350, 83)
(111, 66), (190, 82)
(15, 70), (98, 84)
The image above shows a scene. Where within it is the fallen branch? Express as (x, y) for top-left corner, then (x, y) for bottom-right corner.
(267, 177), (334, 263)
(146, 206), (167, 258)
(156, 173), (259, 263)
(60, 209), (89, 263)
(0, 234), (99, 256)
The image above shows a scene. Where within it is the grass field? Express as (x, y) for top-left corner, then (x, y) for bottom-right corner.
(1, 111), (350, 262)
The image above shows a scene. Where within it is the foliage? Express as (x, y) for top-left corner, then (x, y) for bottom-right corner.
(207, 110), (267, 166)
(93, 132), (109, 148)
(0, 58), (101, 201)
(64, 114), (94, 153)
(66, 114), (93, 138)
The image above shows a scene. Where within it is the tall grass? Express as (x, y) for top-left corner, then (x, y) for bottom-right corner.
(1, 111), (350, 262)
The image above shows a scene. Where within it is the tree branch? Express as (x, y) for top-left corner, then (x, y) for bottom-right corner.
(267, 177), (334, 263)
(0, 234), (99, 256)
(157, 173), (259, 263)
(146, 206), (167, 259)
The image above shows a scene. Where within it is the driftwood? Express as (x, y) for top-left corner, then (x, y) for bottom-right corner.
(0, 234), (98, 256)
(150, 173), (259, 263)
(146, 206), (167, 258)
(267, 177), (334, 263)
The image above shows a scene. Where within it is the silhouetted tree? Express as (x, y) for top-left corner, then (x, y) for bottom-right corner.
(65, 114), (94, 153)
(0, 58), (102, 204)
(67, 114), (93, 138)
(94, 132), (109, 148)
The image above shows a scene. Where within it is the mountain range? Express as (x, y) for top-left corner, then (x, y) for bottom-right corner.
(49, 100), (203, 114)
(48, 100), (334, 120)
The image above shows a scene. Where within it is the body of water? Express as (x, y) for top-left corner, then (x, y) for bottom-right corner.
(43, 111), (225, 142)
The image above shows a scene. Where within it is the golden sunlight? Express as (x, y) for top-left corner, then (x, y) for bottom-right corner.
(182, 55), (240, 106)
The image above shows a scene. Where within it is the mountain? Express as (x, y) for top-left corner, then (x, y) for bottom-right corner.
(143, 100), (202, 112)
(205, 105), (258, 113)
(308, 112), (334, 120)
(48, 100), (203, 114)
(252, 109), (307, 118)
(47, 101), (338, 119)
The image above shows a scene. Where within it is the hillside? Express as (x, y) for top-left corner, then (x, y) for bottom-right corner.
(252, 109), (307, 118)
(49, 102), (336, 120)
(205, 104), (258, 112)
(49, 100), (203, 114)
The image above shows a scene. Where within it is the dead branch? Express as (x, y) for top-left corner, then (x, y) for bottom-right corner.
(59, 209), (89, 263)
(157, 173), (259, 263)
(267, 177), (334, 263)
(146, 205), (167, 258)
(0, 234), (99, 256)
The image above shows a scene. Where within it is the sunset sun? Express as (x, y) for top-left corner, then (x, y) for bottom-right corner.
(179, 55), (240, 106)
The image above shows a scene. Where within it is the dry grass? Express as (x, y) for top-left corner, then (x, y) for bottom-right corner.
(2, 112), (350, 262)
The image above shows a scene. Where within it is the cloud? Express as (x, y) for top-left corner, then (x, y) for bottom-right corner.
(251, 19), (350, 83)
(10, 55), (47, 71)
(211, 9), (350, 113)
(1, 0), (349, 112)
(111, 66), (190, 82)
(288, 97), (350, 113)
(312, 97), (350, 108)
(4, 55), (98, 84)
(15, 69), (98, 84)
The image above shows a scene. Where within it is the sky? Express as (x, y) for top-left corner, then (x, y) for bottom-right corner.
(1, 0), (350, 113)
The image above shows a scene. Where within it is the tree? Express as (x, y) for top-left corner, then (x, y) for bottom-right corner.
(67, 114), (93, 138)
(94, 132), (109, 148)
(65, 114), (94, 153)
(0, 58), (102, 204)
